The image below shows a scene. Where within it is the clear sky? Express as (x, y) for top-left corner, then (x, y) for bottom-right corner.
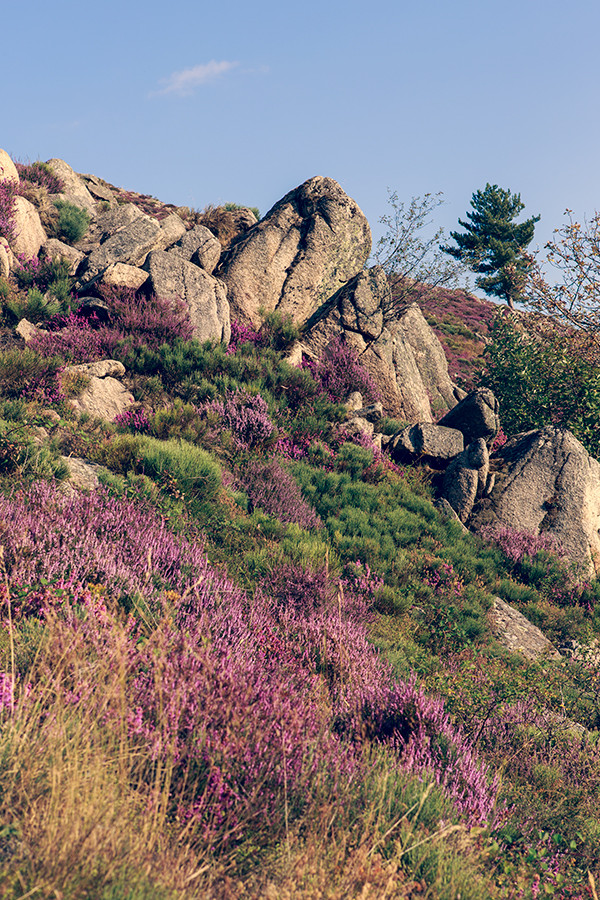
(3, 0), (600, 272)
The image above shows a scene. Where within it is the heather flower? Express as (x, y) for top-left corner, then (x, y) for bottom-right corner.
(239, 458), (322, 529)
(226, 319), (262, 354)
(203, 389), (275, 449)
(304, 336), (381, 404)
(115, 406), (152, 433)
(0, 178), (20, 245)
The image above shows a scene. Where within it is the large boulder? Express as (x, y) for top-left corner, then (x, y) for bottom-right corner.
(442, 438), (490, 523)
(39, 238), (85, 275)
(11, 197), (47, 259)
(438, 387), (499, 446)
(301, 274), (458, 421)
(396, 303), (465, 415)
(470, 427), (600, 574)
(46, 158), (97, 217)
(143, 250), (230, 344)
(219, 176), (371, 327)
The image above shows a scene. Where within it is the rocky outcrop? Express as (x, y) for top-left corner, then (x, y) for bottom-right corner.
(170, 224), (221, 274)
(39, 238), (85, 275)
(219, 176), (371, 327)
(301, 276), (459, 422)
(438, 388), (500, 446)
(143, 250), (230, 344)
(46, 158), (97, 216)
(77, 213), (161, 285)
(67, 359), (134, 422)
(100, 263), (149, 291)
(0, 150), (18, 184)
(470, 427), (600, 574)
(396, 303), (465, 415)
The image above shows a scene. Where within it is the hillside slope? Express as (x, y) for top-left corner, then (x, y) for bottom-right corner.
(0, 156), (598, 897)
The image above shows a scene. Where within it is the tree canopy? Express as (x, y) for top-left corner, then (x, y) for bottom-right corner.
(441, 184), (540, 309)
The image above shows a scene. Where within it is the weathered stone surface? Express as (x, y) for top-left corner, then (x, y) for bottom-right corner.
(60, 456), (104, 492)
(80, 174), (117, 205)
(69, 375), (134, 421)
(46, 158), (97, 216)
(154, 213), (187, 251)
(434, 498), (470, 534)
(396, 303), (465, 414)
(219, 176), (371, 327)
(170, 224), (221, 274)
(16, 319), (44, 344)
(144, 250), (230, 344)
(0, 237), (13, 275)
(390, 423), (464, 467)
(438, 388), (499, 446)
(443, 438), (490, 523)
(81, 203), (144, 249)
(489, 596), (562, 661)
(67, 359), (126, 378)
(39, 238), (85, 275)
(350, 402), (384, 424)
(0, 150), (18, 184)
(11, 197), (47, 258)
(471, 427), (600, 574)
(101, 263), (149, 291)
(78, 214), (161, 284)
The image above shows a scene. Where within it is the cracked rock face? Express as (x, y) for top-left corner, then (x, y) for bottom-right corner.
(470, 426), (600, 574)
(218, 176), (372, 328)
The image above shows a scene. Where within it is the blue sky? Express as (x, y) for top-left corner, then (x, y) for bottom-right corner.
(3, 0), (600, 275)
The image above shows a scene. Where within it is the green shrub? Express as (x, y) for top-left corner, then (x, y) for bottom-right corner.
(6, 288), (61, 324)
(53, 201), (90, 244)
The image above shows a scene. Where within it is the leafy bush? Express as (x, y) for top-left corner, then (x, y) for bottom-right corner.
(6, 288), (61, 324)
(0, 348), (64, 401)
(479, 314), (600, 456)
(52, 200), (90, 244)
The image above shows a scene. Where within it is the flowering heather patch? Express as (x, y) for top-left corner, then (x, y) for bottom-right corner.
(12, 253), (43, 290)
(304, 336), (381, 404)
(226, 318), (262, 354)
(0, 178), (20, 245)
(30, 313), (107, 363)
(0, 480), (498, 842)
(15, 161), (64, 195)
(29, 291), (194, 364)
(115, 406), (152, 433)
(239, 457), (322, 529)
(203, 389), (275, 449)
(480, 524), (564, 566)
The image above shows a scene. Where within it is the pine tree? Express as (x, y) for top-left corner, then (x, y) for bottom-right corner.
(441, 184), (540, 309)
